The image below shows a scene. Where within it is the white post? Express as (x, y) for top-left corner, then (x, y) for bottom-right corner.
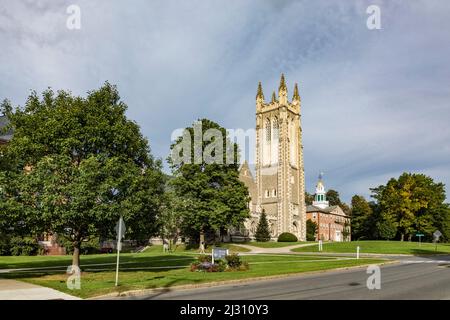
(318, 240), (323, 252)
(211, 249), (215, 265)
(115, 217), (122, 287)
(356, 246), (360, 260)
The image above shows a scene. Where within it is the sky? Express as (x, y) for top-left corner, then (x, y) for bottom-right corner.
(1, 0), (449, 203)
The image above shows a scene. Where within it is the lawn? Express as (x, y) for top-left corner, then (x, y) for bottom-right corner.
(0, 251), (384, 299)
(291, 240), (450, 255)
(242, 241), (309, 248)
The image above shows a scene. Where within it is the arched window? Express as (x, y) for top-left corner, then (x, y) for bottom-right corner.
(272, 117), (279, 140)
(265, 118), (271, 142)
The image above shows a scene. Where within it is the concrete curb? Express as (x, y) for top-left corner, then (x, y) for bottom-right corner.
(89, 259), (397, 300)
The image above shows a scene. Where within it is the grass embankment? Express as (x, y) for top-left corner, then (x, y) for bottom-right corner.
(142, 243), (250, 254)
(291, 240), (450, 255)
(0, 250), (383, 299)
(242, 241), (310, 248)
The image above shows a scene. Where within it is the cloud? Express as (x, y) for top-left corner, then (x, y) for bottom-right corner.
(1, 0), (449, 202)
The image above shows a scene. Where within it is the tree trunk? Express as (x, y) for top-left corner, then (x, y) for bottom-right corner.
(199, 230), (205, 253)
(72, 241), (80, 267)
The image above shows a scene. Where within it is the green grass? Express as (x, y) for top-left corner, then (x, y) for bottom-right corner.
(0, 251), (384, 299)
(291, 240), (450, 255)
(242, 241), (309, 248)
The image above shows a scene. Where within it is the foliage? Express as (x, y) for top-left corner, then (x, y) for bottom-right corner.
(306, 219), (318, 241)
(168, 119), (250, 245)
(277, 232), (298, 242)
(305, 192), (314, 205)
(0, 83), (165, 264)
(225, 253), (242, 268)
(326, 189), (341, 206)
(371, 172), (450, 241)
(351, 195), (375, 240)
(9, 236), (40, 256)
(255, 210), (271, 242)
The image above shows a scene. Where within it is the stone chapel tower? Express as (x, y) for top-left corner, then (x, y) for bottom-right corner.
(254, 74), (306, 241)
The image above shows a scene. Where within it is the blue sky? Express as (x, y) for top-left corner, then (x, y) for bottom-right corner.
(1, 0), (449, 203)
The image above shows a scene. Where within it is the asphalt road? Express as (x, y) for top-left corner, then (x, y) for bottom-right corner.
(122, 255), (450, 300)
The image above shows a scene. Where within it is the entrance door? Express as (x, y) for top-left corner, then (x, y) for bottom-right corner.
(335, 230), (341, 242)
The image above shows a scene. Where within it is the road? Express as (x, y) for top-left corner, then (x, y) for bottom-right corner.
(121, 255), (450, 300)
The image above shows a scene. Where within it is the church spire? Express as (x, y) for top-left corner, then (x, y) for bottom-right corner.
(256, 81), (265, 101)
(278, 73), (287, 105)
(278, 73), (287, 92)
(292, 83), (300, 102)
(271, 91), (277, 103)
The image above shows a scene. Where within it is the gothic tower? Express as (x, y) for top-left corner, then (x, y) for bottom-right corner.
(254, 74), (306, 240)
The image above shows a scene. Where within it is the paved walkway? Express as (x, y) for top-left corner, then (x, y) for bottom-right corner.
(234, 242), (318, 254)
(0, 279), (81, 300)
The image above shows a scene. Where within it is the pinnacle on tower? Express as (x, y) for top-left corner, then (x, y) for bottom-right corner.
(293, 83), (300, 101)
(278, 73), (287, 92)
(256, 81), (265, 101)
(271, 91), (277, 103)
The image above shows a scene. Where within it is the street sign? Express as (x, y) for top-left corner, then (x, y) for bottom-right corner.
(212, 248), (229, 264)
(115, 217), (126, 240)
(416, 234), (424, 237)
(433, 230), (442, 239)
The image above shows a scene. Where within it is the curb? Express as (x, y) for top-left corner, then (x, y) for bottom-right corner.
(89, 259), (396, 300)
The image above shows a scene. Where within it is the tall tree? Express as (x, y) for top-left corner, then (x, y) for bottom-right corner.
(306, 219), (318, 241)
(326, 189), (341, 206)
(371, 173), (449, 241)
(0, 83), (164, 266)
(255, 210), (271, 242)
(168, 119), (250, 249)
(350, 195), (374, 240)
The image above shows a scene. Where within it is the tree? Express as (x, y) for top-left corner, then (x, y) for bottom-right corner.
(157, 190), (184, 251)
(350, 195), (374, 240)
(255, 210), (271, 242)
(371, 173), (449, 241)
(326, 189), (341, 206)
(306, 219), (318, 241)
(376, 215), (397, 240)
(0, 83), (165, 266)
(305, 192), (314, 205)
(168, 119), (250, 249)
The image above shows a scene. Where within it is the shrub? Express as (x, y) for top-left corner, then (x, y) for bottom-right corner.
(255, 210), (271, 242)
(277, 232), (298, 242)
(225, 253), (242, 269)
(10, 237), (40, 256)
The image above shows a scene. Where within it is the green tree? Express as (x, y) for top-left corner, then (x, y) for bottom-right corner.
(168, 119), (250, 248)
(376, 214), (397, 240)
(350, 195), (374, 240)
(0, 83), (164, 266)
(371, 173), (449, 241)
(306, 219), (318, 241)
(326, 189), (341, 206)
(305, 192), (314, 205)
(255, 210), (271, 242)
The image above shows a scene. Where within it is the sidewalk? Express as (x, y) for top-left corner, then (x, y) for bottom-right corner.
(0, 279), (81, 300)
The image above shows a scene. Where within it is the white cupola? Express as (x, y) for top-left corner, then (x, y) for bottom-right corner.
(312, 172), (329, 209)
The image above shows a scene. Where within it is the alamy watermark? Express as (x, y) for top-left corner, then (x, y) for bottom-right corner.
(66, 265), (81, 290)
(66, 4), (81, 30)
(366, 5), (381, 30)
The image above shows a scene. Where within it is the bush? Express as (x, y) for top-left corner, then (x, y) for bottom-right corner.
(255, 211), (271, 242)
(0, 235), (11, 256)
(277, 232), (298, 242)
(9, 237), (40, 256)
(225, 253), (242, 269)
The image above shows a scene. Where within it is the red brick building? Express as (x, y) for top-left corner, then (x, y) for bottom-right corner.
(306, 175), (350, 242)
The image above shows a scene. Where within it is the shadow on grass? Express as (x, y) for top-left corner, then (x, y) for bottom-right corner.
(0, 254), (197, 280)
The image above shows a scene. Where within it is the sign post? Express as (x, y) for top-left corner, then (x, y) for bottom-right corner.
(416, 233), (424, 247)
(114, 216), (126, 286)
(356, 246), (360, 260)
(433, 230), (442, 252)
(318, 240), (323, 252)
(212, 247), (229, 264)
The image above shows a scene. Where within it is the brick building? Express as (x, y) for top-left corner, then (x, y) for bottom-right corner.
(306, 175), (350, 242)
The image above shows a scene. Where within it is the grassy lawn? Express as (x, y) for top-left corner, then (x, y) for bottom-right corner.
(0, 251), (384, 299)
(291, 240), (450, 255)
(242, 241), (309, 248)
